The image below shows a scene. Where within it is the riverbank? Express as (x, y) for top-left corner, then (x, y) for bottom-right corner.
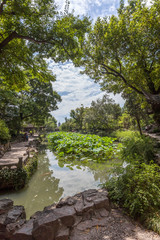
(1, 189), (160, 240)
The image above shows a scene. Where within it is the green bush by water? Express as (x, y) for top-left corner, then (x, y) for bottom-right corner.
(0, 155), (38, 190)
(24, 155), (38, 180)
(0, 168), (27, 190)
(106, 162), (160, 233)
(47, 132), (121, 162)
(121, 134), (155, 164)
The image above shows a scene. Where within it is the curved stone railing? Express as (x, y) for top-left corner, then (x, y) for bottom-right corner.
(0, 189), (110, 240)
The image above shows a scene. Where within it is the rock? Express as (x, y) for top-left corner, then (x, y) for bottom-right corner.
(54, 206), (76, 227)
(11, 219), (34, 240)
(5, 206), (26, 225)
(0, 200), (26, 240)
(1, 189), (111, 240)
(0, 199), (13, 215)
(32, 212), (59, 240)
(55, 224), (70, 240)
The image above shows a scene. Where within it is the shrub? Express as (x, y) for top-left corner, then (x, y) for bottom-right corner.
(0, 168), (27, 190)
(121, 134), (155, 163)
(24, 155), (38, 180)
(114, 130), (140, 141)
(0, 119), (11, 144)
(106, 163), (160, 219)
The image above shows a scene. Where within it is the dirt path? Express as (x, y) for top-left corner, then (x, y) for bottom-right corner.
(70, 208), (160, 240)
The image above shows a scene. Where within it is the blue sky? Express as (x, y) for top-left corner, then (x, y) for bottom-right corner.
(51, 0), (125, 123)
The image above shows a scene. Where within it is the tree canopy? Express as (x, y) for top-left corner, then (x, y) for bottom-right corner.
(76, 0), (160, 123)
(0, 0), (90, 90)
(60, 95), (122, 135)
(0, 77), (61, 135)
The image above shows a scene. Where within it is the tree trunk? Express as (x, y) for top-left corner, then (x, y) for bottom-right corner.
(142, 91), (160, 126)
(135, 115), (142, 135)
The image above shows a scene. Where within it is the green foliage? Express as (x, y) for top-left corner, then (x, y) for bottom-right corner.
(0, 168), (27, 190)
(83, 95), (122, 135)
(106, 163), (160, 219)
(60, 118), (76, 132)
(77, 0), (160, 124)
(115, 130), (140, 141)
(61, 95), (122, 135)
(0, 155), (38, 190)
(118, 113), (135, 130)
(0, 0), (91, 90)
(121, 134), (155, 163)
(48, 132), (121, 162)
(0, 78), (61, 135)
(24, 155), (38, 180)
(0, 119), (11, 143)
(45, 116), (57, 132)
(144, 211), (160, 234)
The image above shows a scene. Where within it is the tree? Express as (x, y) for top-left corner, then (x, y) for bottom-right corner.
(60, 118), (76, 132)
(45, 116), (57, 132)
(77, 0), (160, 124)
(0, 0), (91, 90)
(0, 119), (11, 143)
(123, 91), (151, 135)
(83, 95), (121, 134)
(70, 105), (85, 131)
(0, 77), (61, 135)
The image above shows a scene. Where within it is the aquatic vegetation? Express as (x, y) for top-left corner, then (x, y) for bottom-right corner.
(47, 132), (121, 162)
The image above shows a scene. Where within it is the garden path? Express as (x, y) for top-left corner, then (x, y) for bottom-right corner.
(0, 137), (36, 169)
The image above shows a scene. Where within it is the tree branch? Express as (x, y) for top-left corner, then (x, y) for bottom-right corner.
(0, 31), (55, 50)
(0, 0), (7, 15)
(101, 63), (143, 95)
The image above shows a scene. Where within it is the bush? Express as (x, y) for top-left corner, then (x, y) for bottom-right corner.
(24, 155), (38, 180)
(106, 162), (160, 233)
(115, 130), (140, 141)
(0, 168), (27, 190)
(122, 134), (155, 163)
(0, 119), (11, 144)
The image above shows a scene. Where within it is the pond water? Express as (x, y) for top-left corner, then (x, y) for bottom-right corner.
(0, 149), (119, 219)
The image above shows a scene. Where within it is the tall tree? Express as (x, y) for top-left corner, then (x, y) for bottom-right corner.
(77, 0), (160, 124)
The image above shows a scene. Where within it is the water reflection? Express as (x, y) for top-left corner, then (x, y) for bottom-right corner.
(0, 149), (120, 219)
(0, 151), (64, 218)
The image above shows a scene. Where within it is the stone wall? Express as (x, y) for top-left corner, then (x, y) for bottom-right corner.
(0, 189), (110, 240)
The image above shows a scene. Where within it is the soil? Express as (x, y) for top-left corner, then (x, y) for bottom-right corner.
(72, 208), (160, 240)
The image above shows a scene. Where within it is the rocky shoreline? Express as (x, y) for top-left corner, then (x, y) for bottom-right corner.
(1, 188), (160, 240)
(1, 189), (109, 240)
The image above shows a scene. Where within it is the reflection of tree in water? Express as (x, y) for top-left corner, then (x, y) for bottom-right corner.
(57, 156), (116, 183)
(24, 150), (64, 217)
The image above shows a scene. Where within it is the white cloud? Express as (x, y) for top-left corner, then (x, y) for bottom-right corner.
(47, 1), (126, 123)
(55, 0), (120, 19)
(48, 61), (124, 123)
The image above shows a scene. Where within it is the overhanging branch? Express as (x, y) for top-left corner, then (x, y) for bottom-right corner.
(101, 63), (143, 95)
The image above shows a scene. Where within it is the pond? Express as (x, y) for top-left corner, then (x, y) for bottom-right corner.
(0, 149), (120, 219)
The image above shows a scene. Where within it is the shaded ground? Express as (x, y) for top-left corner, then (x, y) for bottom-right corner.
(70, 208), (160, 240)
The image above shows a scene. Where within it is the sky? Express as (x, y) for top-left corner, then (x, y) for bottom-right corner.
(50, 0), (125, 123)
